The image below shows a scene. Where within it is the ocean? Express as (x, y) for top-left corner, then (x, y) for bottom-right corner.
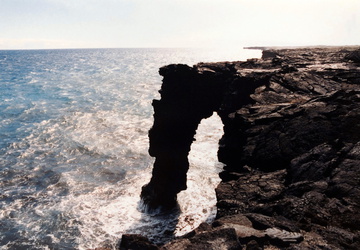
(0, 48), (261, 249)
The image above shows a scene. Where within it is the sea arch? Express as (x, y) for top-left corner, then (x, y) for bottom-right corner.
(140, 63), (265, 209)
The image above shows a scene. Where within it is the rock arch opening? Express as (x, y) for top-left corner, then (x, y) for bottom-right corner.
(140, 62), (265, 210)
(175, 113), (225, 234)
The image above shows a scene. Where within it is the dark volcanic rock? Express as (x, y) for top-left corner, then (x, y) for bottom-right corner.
(214, 47), (360, 249)
(162, 227), (240, 250)
(345, 49), (360, 63)
(141, 63), (235, 209)
(119, 234), (158, 250)
(125, 47), (360, 249)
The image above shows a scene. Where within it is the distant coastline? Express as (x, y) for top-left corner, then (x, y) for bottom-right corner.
(244, 45), (360, 50)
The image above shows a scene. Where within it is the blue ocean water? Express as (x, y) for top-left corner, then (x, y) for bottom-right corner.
(0, 48), (261, 249)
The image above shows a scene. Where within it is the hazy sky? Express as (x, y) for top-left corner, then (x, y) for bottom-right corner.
(1, 0), (359, 49)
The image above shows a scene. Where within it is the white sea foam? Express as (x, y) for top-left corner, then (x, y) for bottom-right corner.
(0, 48), (261, 249)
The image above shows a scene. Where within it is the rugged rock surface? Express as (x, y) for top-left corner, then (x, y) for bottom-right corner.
(127, 47), (360, 249)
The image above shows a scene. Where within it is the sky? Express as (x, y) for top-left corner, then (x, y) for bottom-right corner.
(0, 0), (359, 50)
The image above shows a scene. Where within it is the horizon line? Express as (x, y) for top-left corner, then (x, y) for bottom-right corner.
(1, 44), (359, 51)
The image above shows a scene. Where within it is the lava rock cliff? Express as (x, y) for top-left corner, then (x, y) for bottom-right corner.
(123, 47), (360, 249)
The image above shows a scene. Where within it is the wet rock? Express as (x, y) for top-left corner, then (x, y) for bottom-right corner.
(245, 240), (262, 250)
(213, 214), (253, 228)
(213, 214), (303, 248)
(119, 234), (158, 250)
(244, 213), (300, 233)
(221, 223), (265, 240)
(216, 170), (287, 217)
(161, 228), (240, 250)
(264, 228), (303, 245)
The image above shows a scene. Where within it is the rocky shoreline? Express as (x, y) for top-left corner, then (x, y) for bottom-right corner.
(120, 47), (360, 249)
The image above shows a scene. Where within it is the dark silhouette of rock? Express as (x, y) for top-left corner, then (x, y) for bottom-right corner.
(345, 49), (360, 63)
(121, 47), (360, 249)
(119, 234), (158, 250)
(140, 63), (236, 209)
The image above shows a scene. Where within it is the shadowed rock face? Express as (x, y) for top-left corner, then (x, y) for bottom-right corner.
(134, 47), (360, 249)
(141, 63), (236, 209)
(215, 47), (360, 249)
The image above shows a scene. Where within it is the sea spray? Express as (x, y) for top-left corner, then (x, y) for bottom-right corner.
(0, 48), (261, 249)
